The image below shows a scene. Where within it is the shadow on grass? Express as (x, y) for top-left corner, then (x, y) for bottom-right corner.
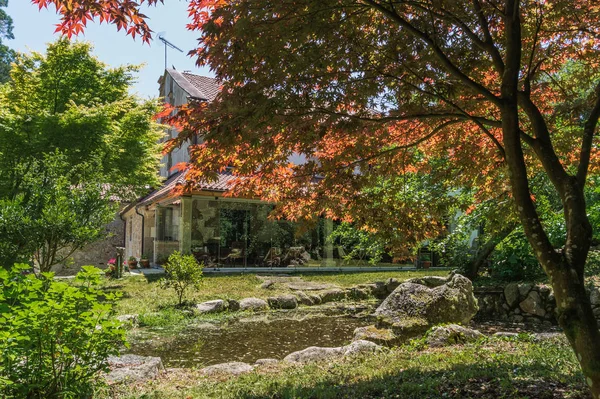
(221, 357), (590, 399)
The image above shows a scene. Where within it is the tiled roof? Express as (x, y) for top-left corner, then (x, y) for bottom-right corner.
(180, 73), (220, 101)
(136, 169), (238, 207)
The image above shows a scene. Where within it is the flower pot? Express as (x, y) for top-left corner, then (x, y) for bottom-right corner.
(128, 260), (138, 270)
(140, 259), (150, 268)
(422, 260), (431, 270)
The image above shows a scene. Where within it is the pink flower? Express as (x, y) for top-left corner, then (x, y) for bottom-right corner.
(107, 258), (116, 265)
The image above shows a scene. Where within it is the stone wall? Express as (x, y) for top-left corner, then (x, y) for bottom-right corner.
(474, 281), (600, 326)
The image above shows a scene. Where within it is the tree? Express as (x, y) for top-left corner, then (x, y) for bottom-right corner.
(0, 0), (14, 83)
(0, 38), (163, 270)
(159, 251), (203, 306)
(37, 1), (600, 395)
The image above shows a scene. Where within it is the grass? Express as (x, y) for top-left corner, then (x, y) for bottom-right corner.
(101, 335), (589, 399)
(104, 270), (449, 318)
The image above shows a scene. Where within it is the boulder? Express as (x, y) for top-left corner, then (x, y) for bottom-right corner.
(296, 291), (315, 306)
(106, 354), (164, 383)
(267, 295), (298, 310)
(353, 325), (398, 346)
(200, 361), (254, 376)
(196, 299), (227, 314)
(374, 273), (478, 342)
(385, 278), (401, 293)
(239, 297), (269, 311)
(493, 332), (519, 338)
(254, 358), (280, 366)
(404, 276), (447, 288)
(504, 283), (520, 308)
(348, 287), (371, 300)
(260, 280), (275, 289)
(342, 340), (382, 356)
(227, 299), (240, 312)
(283, 346), (343, 363)
(320, 288), (347, 303)
(518, 283), (533, 298)
(426, 324), (484, 347)
(519, 291), (545, 317)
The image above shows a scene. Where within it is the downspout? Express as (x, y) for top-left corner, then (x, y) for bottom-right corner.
(135, 206), (145, 256)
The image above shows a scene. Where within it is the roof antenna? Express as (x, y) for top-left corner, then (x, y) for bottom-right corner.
(157, 32), (183, 70)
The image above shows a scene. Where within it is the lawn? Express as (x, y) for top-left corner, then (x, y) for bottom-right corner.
(101, 335), (589, 399)
(105, 270), (449, 317)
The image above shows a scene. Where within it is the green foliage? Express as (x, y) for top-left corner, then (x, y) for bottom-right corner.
(0, 264), (127, 398)
(0, 0), (14, 84)
(328, 222), (387, 265)
(159, 251), (203, 306)
(585, 250), (600, 278)
(0, 39), (164, 269)
(0, 153), (116, 271)
(0, 38), (163, 200)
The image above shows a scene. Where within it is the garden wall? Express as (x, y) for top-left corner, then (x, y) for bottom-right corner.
(474, 282), (600, 326)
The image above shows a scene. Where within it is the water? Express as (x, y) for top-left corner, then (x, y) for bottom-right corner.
(127, 314), (369, 368)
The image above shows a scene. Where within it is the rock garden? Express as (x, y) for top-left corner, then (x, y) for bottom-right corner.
(103, 270), (600, 398)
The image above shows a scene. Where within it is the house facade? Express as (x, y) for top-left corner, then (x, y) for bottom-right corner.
(121, 69), (338, 267)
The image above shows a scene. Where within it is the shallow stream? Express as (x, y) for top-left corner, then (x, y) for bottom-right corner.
(127, 313), (369, 368)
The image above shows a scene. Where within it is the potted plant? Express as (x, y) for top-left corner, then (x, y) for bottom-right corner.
(127, 256), (138, 270)
(420, 253), (432, 269)
(140, 253), (151, 268)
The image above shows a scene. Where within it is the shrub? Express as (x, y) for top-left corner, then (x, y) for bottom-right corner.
(159, 251), (203, 306)
(0, 264), (127, 398)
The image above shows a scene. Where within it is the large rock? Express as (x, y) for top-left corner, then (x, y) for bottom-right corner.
(106, 354), (164, 383)
(283, 341), (382, 364)
(268, 295), (298, 309)
(196, 299), (226, 314)
(200, 361), (254, 376)
(341, 340), (382, 356)
(426, 324), (484, 347)
(296, 291), (316, 306)
(504, 283), (520, 308)
(227, 299), (240, 311)
(519, 291), (545, 317)
(320, 288), (347, 303)
(239, 297), (269, 311)
(374, 273), (478, 342)
(283, 346), (343, 363)
(353, 325), (398, 346)
(405, 276), (447, 288)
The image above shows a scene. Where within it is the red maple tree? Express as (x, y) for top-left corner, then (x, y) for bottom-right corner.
(33, 0), (600, 395)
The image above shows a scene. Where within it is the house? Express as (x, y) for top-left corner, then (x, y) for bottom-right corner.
(121, 69), (337, 267)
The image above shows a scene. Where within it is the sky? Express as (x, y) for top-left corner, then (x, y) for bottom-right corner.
(5, 0), (213, 99)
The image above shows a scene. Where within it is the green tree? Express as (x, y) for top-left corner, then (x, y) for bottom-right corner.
(0, 38), (163, 270)
(0, 0), (14, 83)
(160, 251), (203, 306)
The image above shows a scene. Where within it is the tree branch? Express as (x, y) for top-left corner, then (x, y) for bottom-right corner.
(577, 82), (600, 185)
(361, 0), (503, 106)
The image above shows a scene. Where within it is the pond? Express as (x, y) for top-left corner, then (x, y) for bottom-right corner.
(127, 314), (369, 368)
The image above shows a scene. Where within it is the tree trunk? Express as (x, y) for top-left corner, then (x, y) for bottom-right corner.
(553, 261), (600, 397)
(464, 224), (516, 280)
(501, 2), (600, 395)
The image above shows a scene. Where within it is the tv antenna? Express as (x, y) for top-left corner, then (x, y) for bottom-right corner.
(157, 33), (184, 70)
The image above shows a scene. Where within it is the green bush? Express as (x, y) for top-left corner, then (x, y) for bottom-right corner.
(0, 265), (127, 398)
(159, 251), (203, 306)
(586, 250), (600, 277)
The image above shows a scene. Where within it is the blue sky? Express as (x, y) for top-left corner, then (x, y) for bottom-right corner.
(6, 0), (213, 98)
